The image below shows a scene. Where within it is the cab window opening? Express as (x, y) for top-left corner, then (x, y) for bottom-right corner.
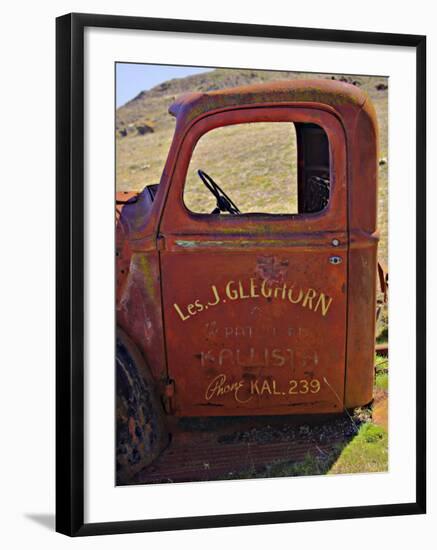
(183, 121), (331, 217)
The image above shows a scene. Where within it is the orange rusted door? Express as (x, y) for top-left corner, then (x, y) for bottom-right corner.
(159, 108), (348, 416)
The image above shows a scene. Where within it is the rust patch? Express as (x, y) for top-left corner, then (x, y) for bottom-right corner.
(255, 256), (289, 284)
(169, 79), (367, 124)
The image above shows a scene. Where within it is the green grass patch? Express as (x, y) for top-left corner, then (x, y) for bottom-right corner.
(374, 353), (389, 391)
(375, 371), (388, 391)
(219, 447), (343, 481)
(375, 353), (389, 372)
(264, 450), (341, 478)
(329, 423), (388, 475)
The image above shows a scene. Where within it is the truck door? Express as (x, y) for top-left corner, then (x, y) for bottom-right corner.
(159, 107), (348, 416)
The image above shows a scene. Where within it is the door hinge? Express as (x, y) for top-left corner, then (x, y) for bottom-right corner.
(163, 379), (175, 413)
(157, 234), (166, 251)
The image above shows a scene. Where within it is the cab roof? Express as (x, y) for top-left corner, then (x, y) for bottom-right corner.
(169, 78), (368, 125)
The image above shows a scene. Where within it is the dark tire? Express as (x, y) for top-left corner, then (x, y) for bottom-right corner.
(116, 330), (169, 484)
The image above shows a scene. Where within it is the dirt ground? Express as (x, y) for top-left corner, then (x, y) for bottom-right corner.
(131, 412), (367, 485)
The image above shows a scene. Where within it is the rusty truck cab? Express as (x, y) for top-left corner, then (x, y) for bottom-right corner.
(116, 79), (378, 422)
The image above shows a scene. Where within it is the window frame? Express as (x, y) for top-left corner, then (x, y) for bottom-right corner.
(159, 105), (348, 236)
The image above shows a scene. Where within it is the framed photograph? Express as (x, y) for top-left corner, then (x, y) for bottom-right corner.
(56, 12), (426, 536)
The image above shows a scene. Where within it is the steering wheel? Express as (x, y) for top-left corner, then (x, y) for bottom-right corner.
(197, 169), (241, 215)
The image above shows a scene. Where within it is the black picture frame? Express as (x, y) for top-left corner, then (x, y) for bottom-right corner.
(56, 12), (426, 537)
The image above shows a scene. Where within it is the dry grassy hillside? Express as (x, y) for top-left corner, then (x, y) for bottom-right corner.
(116, 68), (388, 267)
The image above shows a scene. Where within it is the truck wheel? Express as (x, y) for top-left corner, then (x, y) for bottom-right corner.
(116, 329), (169, 484)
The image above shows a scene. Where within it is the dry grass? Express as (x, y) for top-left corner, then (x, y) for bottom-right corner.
(185, 122), (298, 214)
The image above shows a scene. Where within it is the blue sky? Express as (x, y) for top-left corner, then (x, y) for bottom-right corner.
(116, 63), (212, 107)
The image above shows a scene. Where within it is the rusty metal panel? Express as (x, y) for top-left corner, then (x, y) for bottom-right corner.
(158, 102), (350, 416)
(161, 244), (348, 416)
(344, 99), (379, 408)
(116, 193), (168, 382)
(168, 79), (367, 125)
(344, 232), (378, 408)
